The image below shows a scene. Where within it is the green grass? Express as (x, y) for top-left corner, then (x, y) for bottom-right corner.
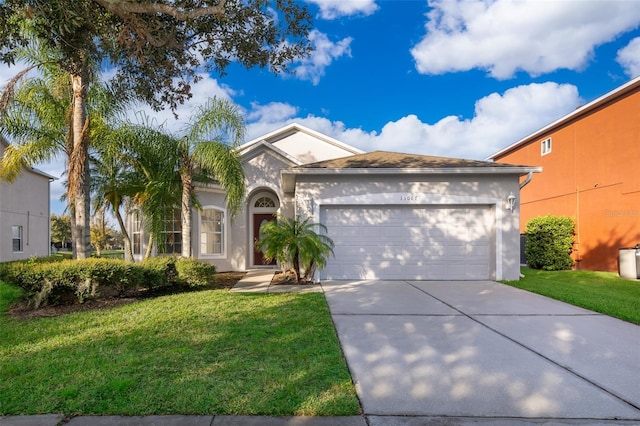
(503, 267), (640, 324)
(0, 282), (359, 416)
(53, 249), (124, 259)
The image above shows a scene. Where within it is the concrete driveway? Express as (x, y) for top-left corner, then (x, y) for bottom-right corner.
(322, 280), (640, 423)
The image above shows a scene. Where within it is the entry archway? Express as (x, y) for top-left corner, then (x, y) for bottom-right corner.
(249, 191), (279, 267)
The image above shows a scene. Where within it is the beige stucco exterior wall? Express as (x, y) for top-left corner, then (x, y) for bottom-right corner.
(0, 152), (51, 261)
(189, 147), (295, 271)
(292, 173), (522, 281)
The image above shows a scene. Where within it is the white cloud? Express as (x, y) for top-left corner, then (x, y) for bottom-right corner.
(411, 0), (640, 79)
(292, 30), (352, 85)
(0, 60), (41, 91)
(617, 37), (640, 78)
(305, 0), (378, 19)
(246, 82), (582, 160)
(247, 102), (299, 123)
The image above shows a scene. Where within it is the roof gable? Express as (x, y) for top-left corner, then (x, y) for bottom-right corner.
(239, 140), (302, 167)
(238, 123), (363, 165)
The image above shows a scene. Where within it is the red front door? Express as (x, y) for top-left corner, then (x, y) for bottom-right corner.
(253, 213), (276, 265)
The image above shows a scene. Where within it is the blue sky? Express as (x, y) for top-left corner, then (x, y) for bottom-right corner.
(2, 0), (640, 215)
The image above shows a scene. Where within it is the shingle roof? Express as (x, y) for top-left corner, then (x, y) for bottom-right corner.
(296, 151), (529, 169)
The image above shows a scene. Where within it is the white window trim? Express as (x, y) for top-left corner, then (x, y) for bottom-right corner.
(541, 137), (552, 156)
(160, 209), (182, 255)
(199, 205), (227, 259)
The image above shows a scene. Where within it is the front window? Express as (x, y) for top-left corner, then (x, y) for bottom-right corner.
(132, 212), (142, 255)
(201, 208), (224, 255)
(12, 226), (23, 252)
(161, 210), (182, 254)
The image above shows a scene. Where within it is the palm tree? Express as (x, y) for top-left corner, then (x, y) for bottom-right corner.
(257, 216), (335, 282)
(177, 97), (246, 258)
(0, 41), (129, 259)
(90, 123), (140, 261)
(122, 123), (183, 260)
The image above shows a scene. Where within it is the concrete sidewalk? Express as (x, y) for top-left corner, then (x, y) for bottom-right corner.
(0, 415), (367, 425)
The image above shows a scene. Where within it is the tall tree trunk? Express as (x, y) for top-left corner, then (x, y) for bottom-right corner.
(69, 204), (78, 258)
(180, 162), (192, 258)
(293, 251), (301, 283)
(144, 232), (154, 260)
(114, 208), (134, 262)
(70, 71), (91, 259)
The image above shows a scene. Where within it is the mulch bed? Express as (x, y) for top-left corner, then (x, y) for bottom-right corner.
(5, 271), (247, 320)
(270, 269), (320, 286)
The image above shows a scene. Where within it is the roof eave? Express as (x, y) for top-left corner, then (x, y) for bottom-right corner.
(285, 166), (541, 175)
(281, 166), (542, 193)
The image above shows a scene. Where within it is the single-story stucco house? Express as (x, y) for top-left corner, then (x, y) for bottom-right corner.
(129, 123), (540, 281)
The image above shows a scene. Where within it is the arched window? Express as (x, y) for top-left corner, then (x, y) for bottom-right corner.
(254, 196), (276, 208)
(200, 208), (224, 255)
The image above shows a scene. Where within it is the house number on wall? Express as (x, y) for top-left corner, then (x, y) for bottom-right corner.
(400, 195), (419, 201)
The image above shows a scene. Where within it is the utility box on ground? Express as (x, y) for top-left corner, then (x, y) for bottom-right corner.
(618, 245), (640, 279)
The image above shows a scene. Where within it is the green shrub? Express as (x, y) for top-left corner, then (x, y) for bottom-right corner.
(0, 256), (63, 284)
(2, 258), (144, 307)
(0, 256), (219, 308)
(140, 257), (179, 288)
(525, 215), (575, 271)
(175, 258), (216, 288)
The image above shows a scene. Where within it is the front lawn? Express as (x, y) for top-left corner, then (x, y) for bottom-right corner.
(0, 281), (359, 416)
(503, 267), (640, 324)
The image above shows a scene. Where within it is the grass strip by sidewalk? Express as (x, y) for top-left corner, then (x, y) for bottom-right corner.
(503, 267), (640, 324)
(0, 282), (359, 416)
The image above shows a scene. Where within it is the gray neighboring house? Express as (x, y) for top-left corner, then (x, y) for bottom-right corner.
(129, 123), (540, 281)
(0, 137), (53, 262)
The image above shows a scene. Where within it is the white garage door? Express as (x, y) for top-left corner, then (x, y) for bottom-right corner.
(320, 205), (492, 280)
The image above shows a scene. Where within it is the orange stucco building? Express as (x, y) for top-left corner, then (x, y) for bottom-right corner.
(490, 76), (640, 272)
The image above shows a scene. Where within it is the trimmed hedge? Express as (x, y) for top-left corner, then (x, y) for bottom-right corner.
(525, 215), (575, 271)
(0, 257), (217, 308)
(175, 258), (217, 288)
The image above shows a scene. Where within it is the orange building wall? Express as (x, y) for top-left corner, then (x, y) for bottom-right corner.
(495, 89), (640, 272)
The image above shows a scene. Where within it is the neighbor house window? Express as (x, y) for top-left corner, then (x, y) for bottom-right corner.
(541, 137), (552, 156)
(12, 226), (23, 252)
(200, 208), (224, 255)
(161, 209), (182, 254)
(132, 212), (141, 255)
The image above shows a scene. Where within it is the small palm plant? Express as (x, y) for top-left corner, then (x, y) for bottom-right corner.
(257, 216), (334, 283)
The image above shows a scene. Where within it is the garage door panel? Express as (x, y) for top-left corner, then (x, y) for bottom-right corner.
(321, 205), (492, 280)
(336, 226), (361, 238)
